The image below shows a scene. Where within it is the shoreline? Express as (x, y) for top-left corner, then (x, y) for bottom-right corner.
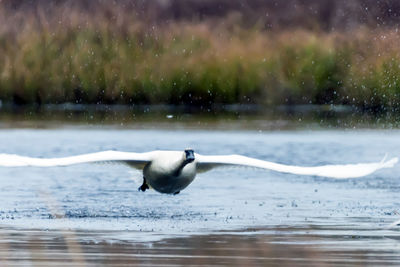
(0, 103), (398, 130)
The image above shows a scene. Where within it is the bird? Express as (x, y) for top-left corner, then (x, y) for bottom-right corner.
(0, 149), (397, 195)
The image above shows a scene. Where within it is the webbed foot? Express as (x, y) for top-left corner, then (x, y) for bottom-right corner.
(138, 178), (149, 192)
(173, 191), (180, 195)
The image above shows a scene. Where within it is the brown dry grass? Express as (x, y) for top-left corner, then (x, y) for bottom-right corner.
(0, 2), (399, 111)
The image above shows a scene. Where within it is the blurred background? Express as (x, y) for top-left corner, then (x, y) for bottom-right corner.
(1, 0), (400, 126)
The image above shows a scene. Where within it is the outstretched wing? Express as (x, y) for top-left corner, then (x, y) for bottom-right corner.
(195, 154), (398, 179)
(0, 150), (155, 170)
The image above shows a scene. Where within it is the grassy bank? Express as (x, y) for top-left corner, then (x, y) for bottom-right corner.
(0, 4), (400, 112)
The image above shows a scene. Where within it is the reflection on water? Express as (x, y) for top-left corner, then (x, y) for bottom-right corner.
(0, 128), (399, 265)
(0, 227), (399, 266)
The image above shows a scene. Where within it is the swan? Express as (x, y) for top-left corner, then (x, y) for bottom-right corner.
(0, 149), (397, 194)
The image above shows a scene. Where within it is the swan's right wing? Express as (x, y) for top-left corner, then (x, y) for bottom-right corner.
(195, 153), (398, 179)
(0, 150), (155, 170)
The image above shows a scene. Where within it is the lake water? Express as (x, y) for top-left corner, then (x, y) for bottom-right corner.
(0, 128), (399, 265)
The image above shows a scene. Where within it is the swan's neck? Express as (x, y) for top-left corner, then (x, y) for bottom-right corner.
(172, 157), (190, 176)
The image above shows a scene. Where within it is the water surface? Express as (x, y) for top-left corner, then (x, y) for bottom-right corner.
(0, 129), (399, 265)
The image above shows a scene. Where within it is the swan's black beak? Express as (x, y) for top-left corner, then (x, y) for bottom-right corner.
(184, 149), (195, 164)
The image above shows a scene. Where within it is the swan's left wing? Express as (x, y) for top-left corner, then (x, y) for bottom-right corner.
(0, 150), (155, 170)
(195, 154), (398, 179)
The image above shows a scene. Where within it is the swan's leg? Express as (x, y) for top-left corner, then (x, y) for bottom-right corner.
(173, 191), (180, 195)
(138, 177), (149, 192)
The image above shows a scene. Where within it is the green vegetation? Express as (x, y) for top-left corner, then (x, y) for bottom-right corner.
(0, 5), (399, 112)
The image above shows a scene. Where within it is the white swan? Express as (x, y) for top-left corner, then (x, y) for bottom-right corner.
(0, 149), (397, 194)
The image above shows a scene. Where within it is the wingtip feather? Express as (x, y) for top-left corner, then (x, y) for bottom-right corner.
(383, 157), (398, 168)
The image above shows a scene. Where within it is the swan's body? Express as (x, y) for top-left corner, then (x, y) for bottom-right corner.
(0, 149), (397, 194)
(142, 151), (196, 194)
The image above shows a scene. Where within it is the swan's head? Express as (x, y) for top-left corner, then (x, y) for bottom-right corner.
(184, 149), (195, 164)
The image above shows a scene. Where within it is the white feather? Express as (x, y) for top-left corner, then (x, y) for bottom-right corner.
(195, 154), (398, 179)
(0, 150), (154, 168)
(0, 150), (396, 180)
